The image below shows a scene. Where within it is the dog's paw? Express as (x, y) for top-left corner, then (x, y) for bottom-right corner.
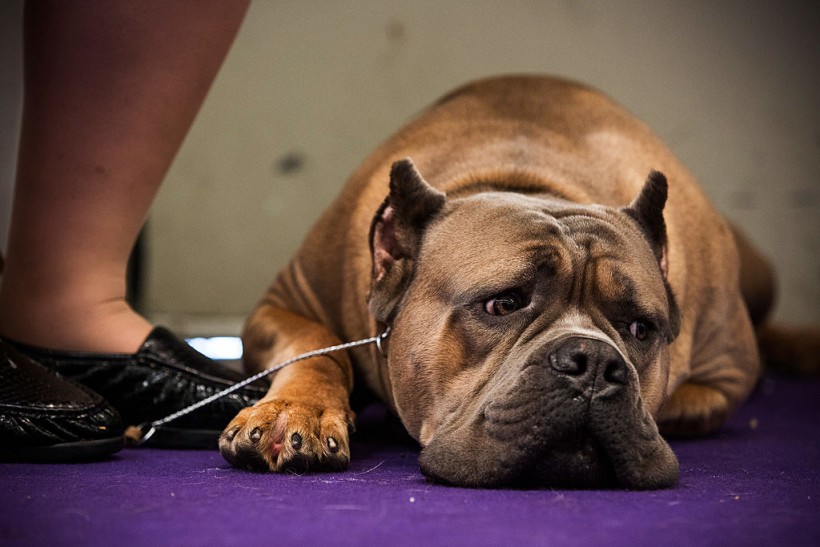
(219, 399), (353, 473)
(657, 382), (730, 437)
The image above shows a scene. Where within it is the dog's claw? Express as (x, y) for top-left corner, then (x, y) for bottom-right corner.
(327, 437), (339, 453)
(250, 427), (262, 443)
(225, 427), (239, 442)
(291, 432), (303, 450)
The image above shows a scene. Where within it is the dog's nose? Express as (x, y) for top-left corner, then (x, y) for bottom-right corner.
(549, 337), (627, 386)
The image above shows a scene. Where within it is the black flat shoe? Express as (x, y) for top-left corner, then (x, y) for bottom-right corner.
(7, 327), (266, 449)
(0, 340), (123, 462)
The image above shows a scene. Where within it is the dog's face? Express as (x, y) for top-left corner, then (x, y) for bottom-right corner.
(368, 160), (681, 489)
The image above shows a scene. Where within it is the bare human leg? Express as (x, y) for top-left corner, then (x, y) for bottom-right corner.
(0, 0), (249, 352)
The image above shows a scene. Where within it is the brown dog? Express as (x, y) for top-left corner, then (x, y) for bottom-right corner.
(219, 76), (766, 489)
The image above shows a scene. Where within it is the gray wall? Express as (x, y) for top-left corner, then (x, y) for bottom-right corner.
(2, 1), (818, 336)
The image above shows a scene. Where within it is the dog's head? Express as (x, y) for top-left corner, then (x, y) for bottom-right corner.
(368, 159), (681, 489)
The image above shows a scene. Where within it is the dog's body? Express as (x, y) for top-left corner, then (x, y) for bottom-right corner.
(220, 76), (765, 488)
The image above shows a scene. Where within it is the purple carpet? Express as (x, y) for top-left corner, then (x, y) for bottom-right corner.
(1, 372), (818, 546)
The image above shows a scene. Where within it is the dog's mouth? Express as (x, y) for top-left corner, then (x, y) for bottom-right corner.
(417, 405), (678, 490)
(420, 427), (617, 489)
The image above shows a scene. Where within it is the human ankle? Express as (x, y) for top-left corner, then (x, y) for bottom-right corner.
(0, 289), (152, 353)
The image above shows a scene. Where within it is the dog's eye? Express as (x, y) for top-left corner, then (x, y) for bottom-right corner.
(484, 293), (522, 316)
(629, 320), (651, 341)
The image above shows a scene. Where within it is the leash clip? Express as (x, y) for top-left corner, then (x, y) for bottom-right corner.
(375, 326), (391, 357)
(124, 422), (158, 447)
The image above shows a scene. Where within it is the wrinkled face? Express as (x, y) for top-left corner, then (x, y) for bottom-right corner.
(372, 179), (681, 489)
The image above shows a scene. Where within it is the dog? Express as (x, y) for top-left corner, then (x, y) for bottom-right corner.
(219, 75), (770, 489)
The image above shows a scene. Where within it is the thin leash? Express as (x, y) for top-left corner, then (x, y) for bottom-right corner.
(125, 328), (390, 445)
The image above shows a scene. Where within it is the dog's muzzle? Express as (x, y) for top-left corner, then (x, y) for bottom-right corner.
(418, 333), (679, 489)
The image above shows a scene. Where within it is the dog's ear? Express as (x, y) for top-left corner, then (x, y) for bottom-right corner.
(624, 170), (669, 278)
(623, 170), (681, 340)
(368, 158), (446, 323)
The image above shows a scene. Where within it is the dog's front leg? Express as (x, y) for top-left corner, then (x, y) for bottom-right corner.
(219, 304), (354, 472)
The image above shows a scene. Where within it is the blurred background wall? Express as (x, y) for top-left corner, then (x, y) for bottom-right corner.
(1, 1), (818, 336)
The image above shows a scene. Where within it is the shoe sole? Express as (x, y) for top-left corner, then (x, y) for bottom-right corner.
(0, 436), (124, 463)
(142, 427), (222, 449)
